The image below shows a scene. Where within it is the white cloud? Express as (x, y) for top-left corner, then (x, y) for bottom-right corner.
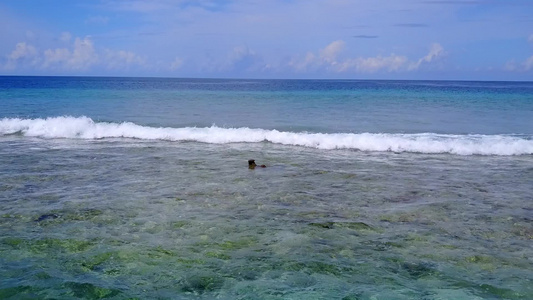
(288, 40), (345, 72)
(8, 42), (38, 61)
(529, 34), (533, 44)
(104, 49), (146, 70)
(3, 33), (448, 76)
(3, 35), (150, 73)
(43, 37), (98, 70)
(505, 55), (533, 72)
(288, 52), (317, 72)
(409, 43), (444, 70)
(4, 42), (39, 70)
(339, 55), (409, 73)
(288, 41), (444, 74)
(72, 37), (99, 68)
(43, 48), (70, 67)
(320, 40), (345, 64)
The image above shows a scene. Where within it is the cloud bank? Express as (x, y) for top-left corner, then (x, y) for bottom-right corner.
(3, 35), (447, 77)
(3, 34), (146, 73)
(288, 41), (445, 74)
(4, 42), (39, 70)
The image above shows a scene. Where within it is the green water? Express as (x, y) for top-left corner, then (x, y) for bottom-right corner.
(1, 139), (531, 299)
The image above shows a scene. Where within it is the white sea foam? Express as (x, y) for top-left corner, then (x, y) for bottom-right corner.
(1, 116), (532, 156)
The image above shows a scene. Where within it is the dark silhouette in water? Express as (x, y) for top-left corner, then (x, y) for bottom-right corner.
(248, 159), (266, 169)
(35, 213), (60, 222)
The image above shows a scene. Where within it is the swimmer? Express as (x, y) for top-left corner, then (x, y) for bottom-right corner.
(248, 159), (266, 169)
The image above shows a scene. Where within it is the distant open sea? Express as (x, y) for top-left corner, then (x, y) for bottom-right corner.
(0, 76), (532, 299)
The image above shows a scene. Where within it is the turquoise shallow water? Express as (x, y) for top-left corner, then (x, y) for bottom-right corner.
(1, 77), (532, 135)
(0, 77), (532, 299)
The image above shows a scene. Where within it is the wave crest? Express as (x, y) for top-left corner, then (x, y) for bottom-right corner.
(1, 116), (532, 156)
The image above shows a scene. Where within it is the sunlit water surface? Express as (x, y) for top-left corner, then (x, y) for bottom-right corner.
(1, 77), (532, 299)
(1, 138), (531, 299)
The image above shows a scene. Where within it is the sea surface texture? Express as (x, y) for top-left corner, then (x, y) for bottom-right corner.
(0, 77), (532, 299)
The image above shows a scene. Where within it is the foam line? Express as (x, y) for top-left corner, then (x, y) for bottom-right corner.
(1, 116), (532, 155)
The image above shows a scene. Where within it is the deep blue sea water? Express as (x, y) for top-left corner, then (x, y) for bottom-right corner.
(0, 76), (532, 299)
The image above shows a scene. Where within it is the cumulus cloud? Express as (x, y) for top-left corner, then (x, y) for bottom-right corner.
(3, 33), (149, 73)
(104, 49), (146, 70)
(320, 40), (345, 64)
(409, 43), (445, 70)
(288, 52), (317, 72)
(4, 42), (39, 70)
(43, 37), (99, 70)
(7, 42), (38, 61)
(288, 40), (444, 74)
(3, 33), (448, 76)
(339, 55), (409, 72)
(504, 56), (533, 72)
(288, 40), (345, 72)
(510, 56), (533, 71)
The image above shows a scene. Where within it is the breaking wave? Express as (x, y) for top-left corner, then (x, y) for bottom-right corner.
(1, 116), (532, 156)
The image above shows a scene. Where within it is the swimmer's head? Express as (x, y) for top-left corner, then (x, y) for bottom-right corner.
(248, 159), (257, 169)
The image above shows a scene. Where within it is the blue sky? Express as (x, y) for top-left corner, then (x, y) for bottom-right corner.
(1, 0), (532, 80)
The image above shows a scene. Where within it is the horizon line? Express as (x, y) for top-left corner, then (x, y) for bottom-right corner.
(0, 75), (531, 83)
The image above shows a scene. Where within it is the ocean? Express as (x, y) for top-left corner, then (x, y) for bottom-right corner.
(0, 76), (532, 299)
